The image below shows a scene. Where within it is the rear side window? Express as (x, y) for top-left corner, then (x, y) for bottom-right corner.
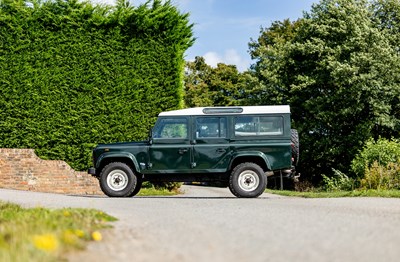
(196, 117), (227, 138)
(235, 116), (283, 136)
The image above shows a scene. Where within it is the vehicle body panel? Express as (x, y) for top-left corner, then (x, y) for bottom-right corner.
(90, 106), (295, 183)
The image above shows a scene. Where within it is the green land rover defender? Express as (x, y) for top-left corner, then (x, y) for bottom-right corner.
(88, 105), (299, 198)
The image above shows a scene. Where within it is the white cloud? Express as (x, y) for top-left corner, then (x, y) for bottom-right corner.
(203, 52), (221, 67)
(203, 49), (250, 72)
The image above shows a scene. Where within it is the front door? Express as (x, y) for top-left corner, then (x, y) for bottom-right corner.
(149, 117), (191, 173)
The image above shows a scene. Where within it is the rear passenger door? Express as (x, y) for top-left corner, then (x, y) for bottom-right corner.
(192, 117), (230, 173)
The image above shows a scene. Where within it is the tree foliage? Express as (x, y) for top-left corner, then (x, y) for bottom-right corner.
(184, 56), (259, 107)
(0, 0), (193, 170)
(249, 0), (400, 179)
(351, 138), (400, 177)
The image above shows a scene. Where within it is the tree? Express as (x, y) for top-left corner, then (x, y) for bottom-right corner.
(373, 0), (400, 47)
(371, 0), (400, 138)
(184, 57), (258, 107)
(249, 0), (400, 179)
(184, 57), (214, 107)
(249, 19), (302, 105)
(0, 0), (194, 170)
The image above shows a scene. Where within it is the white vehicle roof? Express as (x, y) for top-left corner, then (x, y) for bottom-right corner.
(159, 105), (290, 116)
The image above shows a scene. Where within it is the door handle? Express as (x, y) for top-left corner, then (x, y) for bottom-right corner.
(178, 148), (188, 154)
(216, 148), (226, 153)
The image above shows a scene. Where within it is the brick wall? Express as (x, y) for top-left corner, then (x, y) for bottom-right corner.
(0, 149), (103, 195)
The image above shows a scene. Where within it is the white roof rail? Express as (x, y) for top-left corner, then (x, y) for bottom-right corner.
(159, 105), (290, 116)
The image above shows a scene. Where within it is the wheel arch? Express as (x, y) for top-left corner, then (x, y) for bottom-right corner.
(229, 152), (272, 172)
(95, 153), (140, 177)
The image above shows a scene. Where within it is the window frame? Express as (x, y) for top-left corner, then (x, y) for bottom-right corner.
(152, 117), (189, 140)
(234, 115), (284, 137)
(195, 116), (228, 140)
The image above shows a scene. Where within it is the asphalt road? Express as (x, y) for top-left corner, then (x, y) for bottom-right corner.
(1, 186), (400, 262)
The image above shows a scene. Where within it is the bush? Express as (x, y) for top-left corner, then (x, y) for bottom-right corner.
(0, 0), (193, 170)
(321, 169), (356, 191)
(294, 180), (314, 192)
(351, 138), (400, 177)
(360, 160), (400, 190)
(151, 182), (182, 192)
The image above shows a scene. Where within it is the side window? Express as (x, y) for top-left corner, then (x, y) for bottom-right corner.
(153, 118), (188, 139)
(196, 117), (227, 138)
(235, 116), (283, 136)
(235, 116), (257, 135)
(259, 117), (283, 135)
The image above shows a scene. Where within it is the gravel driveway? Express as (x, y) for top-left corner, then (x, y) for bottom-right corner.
(1, 186), (400, 262)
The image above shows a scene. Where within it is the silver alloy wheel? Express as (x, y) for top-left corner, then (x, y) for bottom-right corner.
(238, 170), (260, 192)
(107, 169), (129, 191)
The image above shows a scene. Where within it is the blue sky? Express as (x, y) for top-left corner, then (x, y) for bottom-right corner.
(93, 0), (318, 71)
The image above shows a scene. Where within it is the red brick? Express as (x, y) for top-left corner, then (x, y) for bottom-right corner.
(0, 149), (103, 195)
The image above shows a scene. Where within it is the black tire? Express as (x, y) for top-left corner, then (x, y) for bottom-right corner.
(127, 179), (143, 197)
(228, 162), (267, 198)
(99, 162), (138, 197)
(291, 129), (299, 166)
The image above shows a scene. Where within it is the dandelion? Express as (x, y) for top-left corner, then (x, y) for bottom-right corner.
(74, 229), (85, 238)
(62, 230), (78, 245)
(91, 231), (102, 241)
(33, 234), (59, 252)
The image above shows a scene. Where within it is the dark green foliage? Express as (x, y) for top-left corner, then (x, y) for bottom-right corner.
(184, 56), (259, 107)
(249, 0), (400, 179)
(0, 0), (193, 170)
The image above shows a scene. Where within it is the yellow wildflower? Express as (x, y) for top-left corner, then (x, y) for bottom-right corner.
(74, 229), (85, 238)
(62, 230), (78, 245)
(91, 231), (102, 241)
(33, 234), (59, 252)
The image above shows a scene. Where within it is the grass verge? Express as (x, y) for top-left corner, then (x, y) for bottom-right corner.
(137, 182), (181, 196)
(0, 201), (116, 262)
(137, 187), (178, 196)
(266, 189), (400, 198)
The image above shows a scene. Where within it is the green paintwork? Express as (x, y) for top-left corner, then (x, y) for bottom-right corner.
(93, 141), (148, 173)
(230, 151), (273, 170)
(96, 152), (140, 172)
(148, 139), (192, 173)
(90, 108), (295, 182)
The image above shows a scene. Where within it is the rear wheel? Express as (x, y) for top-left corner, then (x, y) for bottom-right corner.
(99, 162), (139, 197)
(291, 129), (299, 166)
(229, 162), (267, 198)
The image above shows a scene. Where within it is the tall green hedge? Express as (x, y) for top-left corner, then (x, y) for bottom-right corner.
(0, 0), (194, 170)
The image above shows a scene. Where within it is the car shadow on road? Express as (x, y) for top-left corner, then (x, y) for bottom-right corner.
(68, 195), (276, 200)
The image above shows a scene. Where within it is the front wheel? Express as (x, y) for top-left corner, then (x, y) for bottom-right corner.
(127, 179), (143, 197)
(99, 162), (139, 197)
(229, 162), (267, 198)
